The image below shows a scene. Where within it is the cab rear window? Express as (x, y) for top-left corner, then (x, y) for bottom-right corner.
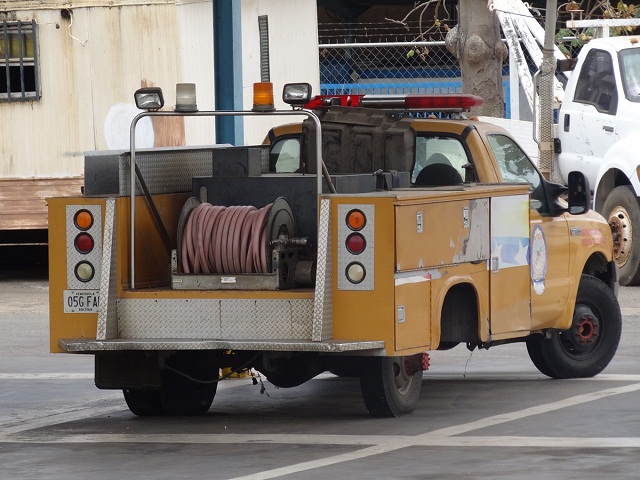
(412, 136), (469, 185)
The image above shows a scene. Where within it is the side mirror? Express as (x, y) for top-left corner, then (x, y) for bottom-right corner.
(567, 171), (591, 215)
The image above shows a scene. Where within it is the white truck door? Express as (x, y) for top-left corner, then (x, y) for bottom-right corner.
(558, 48), (620, 187)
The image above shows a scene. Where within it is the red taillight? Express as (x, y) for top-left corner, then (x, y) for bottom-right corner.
(346, 233), (366, 255)
(75, 233), (94, 254)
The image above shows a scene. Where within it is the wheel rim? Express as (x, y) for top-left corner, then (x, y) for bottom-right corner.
(608, 207), (632, 268)
(559, 305), (601, 358)
(392, 357), (415, 396)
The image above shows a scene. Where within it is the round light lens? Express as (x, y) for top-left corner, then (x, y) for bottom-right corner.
(346, 233), (366, 254)
(74, 210), (93, 230)
(75, 261), (95, 282)
(75, 233), (94, 254)
(346, 262), (366, 284)
(346, 209), (366, 231)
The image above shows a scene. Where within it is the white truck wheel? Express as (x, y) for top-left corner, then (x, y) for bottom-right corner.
(602, 186), (640, 285)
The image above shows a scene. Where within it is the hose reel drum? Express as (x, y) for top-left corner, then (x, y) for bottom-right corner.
(173, 196), (313, 290)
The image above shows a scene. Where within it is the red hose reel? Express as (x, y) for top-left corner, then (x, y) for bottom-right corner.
(177, 197), (296, 276)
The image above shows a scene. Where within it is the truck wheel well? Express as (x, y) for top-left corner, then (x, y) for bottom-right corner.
(583, 254), (617, 291)
(438, 283), (478, 348)
(594, 168), (629, 212)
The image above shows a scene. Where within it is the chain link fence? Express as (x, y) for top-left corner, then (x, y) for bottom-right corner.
(318, 21), (548, 118)
(319, 22), (463, 95)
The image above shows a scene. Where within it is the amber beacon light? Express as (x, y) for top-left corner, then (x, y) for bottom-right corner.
(252, 82), (275, 112)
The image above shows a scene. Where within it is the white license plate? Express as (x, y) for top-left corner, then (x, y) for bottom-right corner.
(63, 290), (100, 313)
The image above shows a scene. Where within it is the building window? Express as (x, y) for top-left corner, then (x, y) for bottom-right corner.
(1, 20), (40, 102)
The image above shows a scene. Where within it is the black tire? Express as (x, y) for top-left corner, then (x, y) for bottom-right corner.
(525, 339), (557, 378)
(602, 186), (640, 285)
(123, 389), (164, 416)
(526, 275), (621, 378)
(359, 356), (422, 417)
(159, 351), (219, 416)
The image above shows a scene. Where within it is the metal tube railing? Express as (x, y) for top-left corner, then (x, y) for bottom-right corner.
(128, 109), (325, 289)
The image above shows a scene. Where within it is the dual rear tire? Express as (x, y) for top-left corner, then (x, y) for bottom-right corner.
(359, 356), (423, 417)
(123, 351), (219, 416)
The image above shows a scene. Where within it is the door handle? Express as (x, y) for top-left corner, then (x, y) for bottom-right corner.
(603, 125), (614, 133)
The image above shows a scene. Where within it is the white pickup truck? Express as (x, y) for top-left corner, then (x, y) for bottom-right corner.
(555, 35), (640, 285)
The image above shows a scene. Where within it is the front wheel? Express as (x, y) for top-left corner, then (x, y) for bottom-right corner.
(526, 275), (621, 378)
(359, 356), (423, 417)
(602, 186), (640, 285)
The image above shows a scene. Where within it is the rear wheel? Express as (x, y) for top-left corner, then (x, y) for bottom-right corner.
(359, 356), (423, 417)
(159, 351), (219, 416)
(526, 275), (621, 378)
(602, 186), (640, 285)
(123, 389), (163, 416)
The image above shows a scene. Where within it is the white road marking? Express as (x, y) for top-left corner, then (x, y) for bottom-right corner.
(0, 373), (94, 380)
(1, 378), (640, 480)
(423, 382), (640, 437)
(0, 402), (125, 437)
(224, 381), (640, 480)
(2, 372), (638, 381)
(0, 377), (247, 436)
(9, 433), (640, 449)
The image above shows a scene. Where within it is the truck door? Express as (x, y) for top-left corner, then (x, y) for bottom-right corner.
(487, 134), (570, 332)
(489, 194), (532, 337)
(558, 48), (620, 185)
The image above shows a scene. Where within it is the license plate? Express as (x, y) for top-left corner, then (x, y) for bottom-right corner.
(63, 290), (100, 313)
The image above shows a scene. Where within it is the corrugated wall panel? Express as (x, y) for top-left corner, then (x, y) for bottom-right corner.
(0, 3), (214, 180)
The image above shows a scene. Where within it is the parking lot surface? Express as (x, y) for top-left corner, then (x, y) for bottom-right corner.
(1, 264), (639, 479)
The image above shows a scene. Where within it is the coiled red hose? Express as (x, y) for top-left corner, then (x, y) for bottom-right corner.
(181, 202), (273, 274)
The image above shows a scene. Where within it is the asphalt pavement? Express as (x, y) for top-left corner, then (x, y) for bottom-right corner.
(1, 251), (639, 479)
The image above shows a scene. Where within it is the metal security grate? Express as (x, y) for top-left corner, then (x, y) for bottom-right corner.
(1, 19), (40, 102)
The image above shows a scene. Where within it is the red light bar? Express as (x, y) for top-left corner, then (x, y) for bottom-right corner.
(304, 94), (363, 109)
(360, 94), (483, 111)
(306, 93), (484, 112)
(405, 94), (483, 111)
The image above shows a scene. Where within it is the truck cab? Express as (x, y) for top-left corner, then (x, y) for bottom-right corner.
(556, 36), (640, 284)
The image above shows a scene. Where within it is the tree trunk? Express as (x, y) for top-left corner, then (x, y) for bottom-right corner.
(446, 0), (507, 117)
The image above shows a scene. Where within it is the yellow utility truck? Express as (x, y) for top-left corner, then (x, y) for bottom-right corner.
(48, 83), (621, 417)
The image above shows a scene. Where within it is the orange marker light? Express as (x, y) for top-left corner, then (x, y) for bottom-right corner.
(346, 209), (366, 231)
(74, 210), (93, 230)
